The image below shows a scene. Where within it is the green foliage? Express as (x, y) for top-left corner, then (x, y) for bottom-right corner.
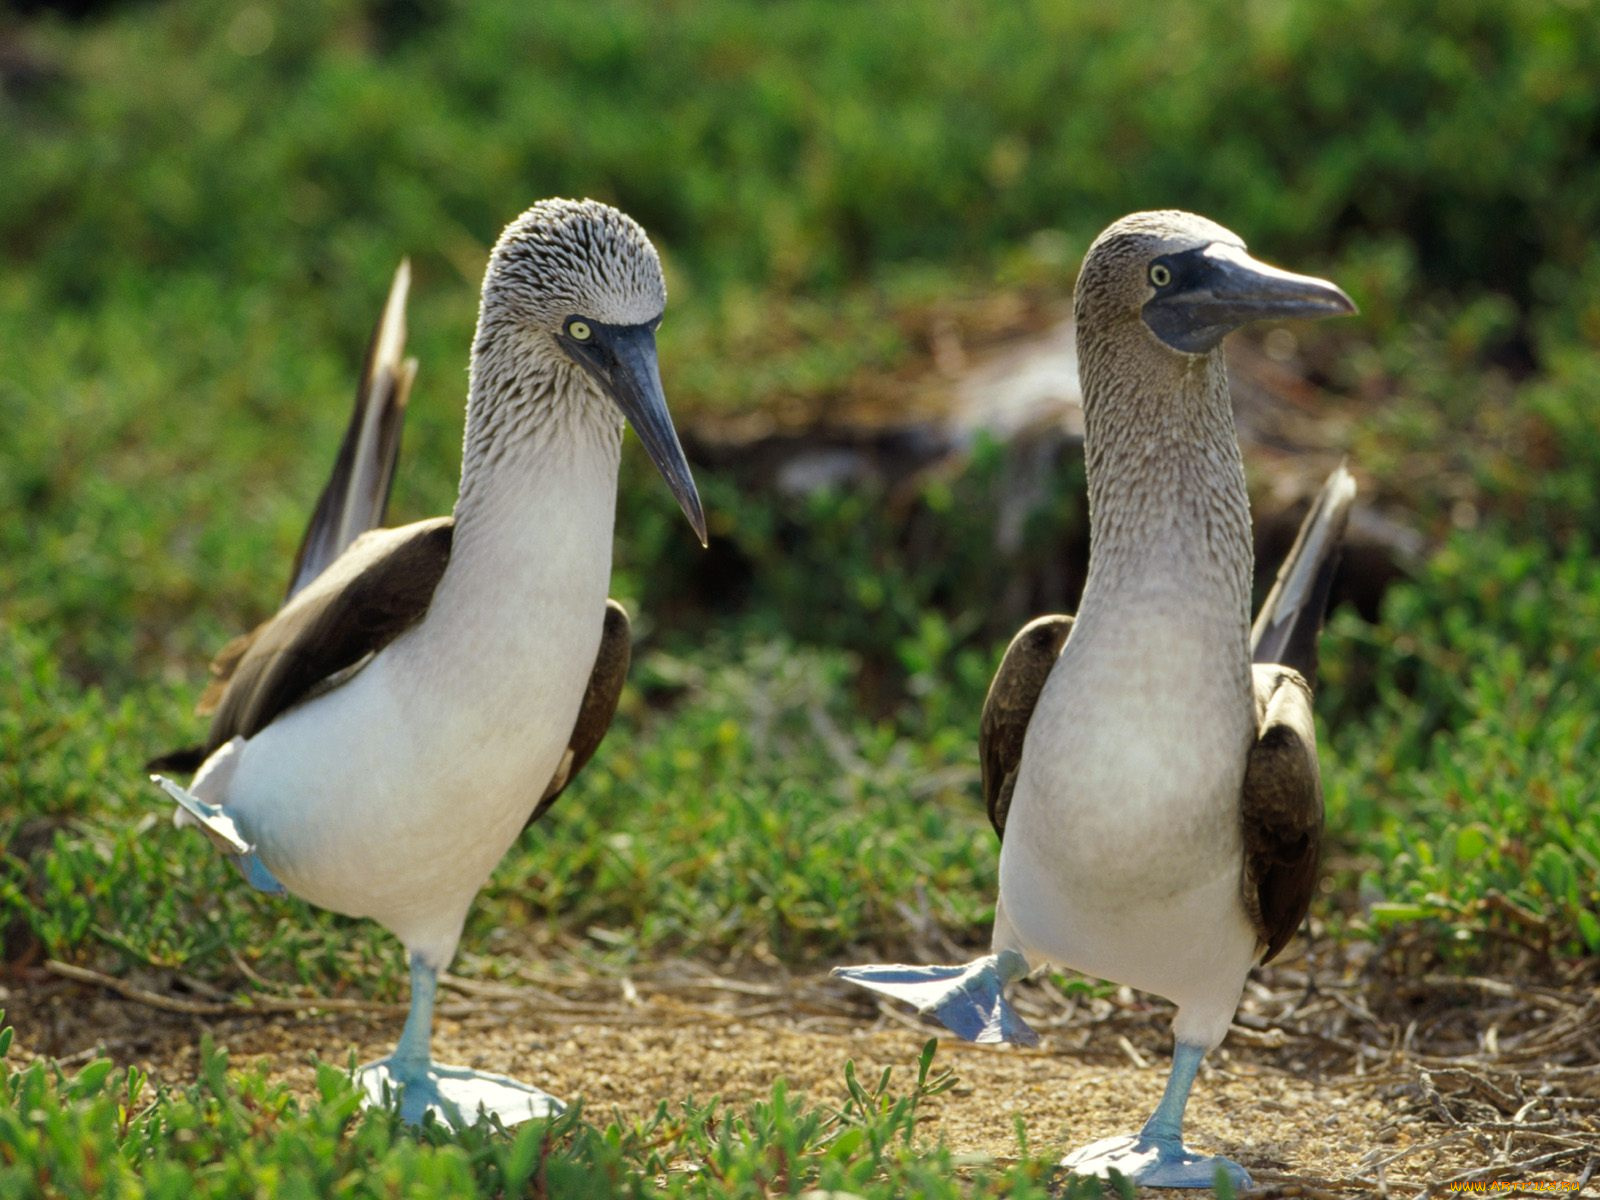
(5, 0), (1600, 1191)
(483, 639), (1002, 965)
(1320, 530), (1600, 957)
(6, 0), (1600, 321)
(0, 1019), (1094, 1199)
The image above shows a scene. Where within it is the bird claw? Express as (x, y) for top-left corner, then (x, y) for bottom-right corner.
(832, 949), (1039, 1046)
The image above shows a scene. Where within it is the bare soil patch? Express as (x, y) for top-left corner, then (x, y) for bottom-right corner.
(5, 948), (1595, 1197)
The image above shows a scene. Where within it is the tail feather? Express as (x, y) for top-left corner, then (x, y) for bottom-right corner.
(1250, 463), (1357, 688)
(285, 260), (417, 602)
(145, 745), (204, 773)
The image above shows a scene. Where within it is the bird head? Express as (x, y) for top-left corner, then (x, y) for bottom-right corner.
(1075, 210), (1355, 358)
(479, 198), (706, 545)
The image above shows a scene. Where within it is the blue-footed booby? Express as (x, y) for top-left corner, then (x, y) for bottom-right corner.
(150, 198), (705, 1128)
(835, 211), (1357, 1188)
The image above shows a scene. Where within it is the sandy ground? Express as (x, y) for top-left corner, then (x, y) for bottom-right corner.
(7, 954), (1596, 1197)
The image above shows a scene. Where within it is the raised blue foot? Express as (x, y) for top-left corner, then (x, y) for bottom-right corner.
(151, 774), (286, 896)
(152, 773), (251, 853)
(1060, 1133), (1252, 1190)
(831, 949), (1038, 1045)
(360, 954), (564, 1129)
(1061, 1041), (1251, 1190)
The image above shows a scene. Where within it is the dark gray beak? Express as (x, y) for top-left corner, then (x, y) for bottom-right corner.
(1143, 242), (1356, 354)
(566, 322), (707, 546)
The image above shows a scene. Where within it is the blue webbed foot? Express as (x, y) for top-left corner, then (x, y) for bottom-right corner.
(1064, 1042), (1252, 1189)
(151, 774), (286, 895)
(832, 949), (1038, 1046)
(1060, 1133), (1252, 1190)
(360, 955), (564, 1129)
(358, 1057), (564, 1129)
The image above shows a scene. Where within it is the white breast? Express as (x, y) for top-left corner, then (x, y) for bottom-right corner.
(214, 424), (620, 966)
(994, 597), (1261, 1047)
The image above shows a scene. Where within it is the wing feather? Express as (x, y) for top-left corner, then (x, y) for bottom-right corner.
(149, 261), (426, 773)
(1240, 665), (1324, 963)
(979, 615), (1073, 839)
(1240, 465), (1353, 960)
(199, 518), (454, 758)
(286, 261), (417, 600)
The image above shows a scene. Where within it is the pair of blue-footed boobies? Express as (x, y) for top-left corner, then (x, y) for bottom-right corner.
(153, 202), (1357, 1179)
(836, 211), (1357, 1188)
(151, 199), (705, 1126)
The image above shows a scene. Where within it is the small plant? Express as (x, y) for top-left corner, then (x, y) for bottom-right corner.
(0, 1014), (1081, 1198)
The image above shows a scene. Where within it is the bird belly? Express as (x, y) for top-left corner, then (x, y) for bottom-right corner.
(216, 588), (606, 965)
(995, 626), (1259, 1043)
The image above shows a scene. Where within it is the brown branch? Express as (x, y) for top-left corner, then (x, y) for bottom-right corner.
(45, 960), (407, 1017)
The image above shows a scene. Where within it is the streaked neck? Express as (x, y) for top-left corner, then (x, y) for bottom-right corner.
(442, 352), (624, 639)
(454, 353), (623, 531)
(1076, 334), (1253, 635)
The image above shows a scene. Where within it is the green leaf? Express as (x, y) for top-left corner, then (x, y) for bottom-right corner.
(1369, 902), (1432, 926)
(68, 1059), (115, 1098)
(1454, 824), (1492, 863)
(1576, 908), (1600, 954)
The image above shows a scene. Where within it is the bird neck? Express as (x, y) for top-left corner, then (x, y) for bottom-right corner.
(389, 354), (619, 741)
(447, 351), (623, 601)
(1076, 328), (1253, 639)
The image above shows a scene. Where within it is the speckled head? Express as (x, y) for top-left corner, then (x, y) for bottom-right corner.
(475, 198), (705, 544)
(484, 198), (666, 334)
(1075, 210), (1354, 357)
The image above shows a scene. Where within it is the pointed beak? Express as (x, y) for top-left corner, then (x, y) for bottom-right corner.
(581, 324), (707, 546)
(1144, 242), (1356, 354)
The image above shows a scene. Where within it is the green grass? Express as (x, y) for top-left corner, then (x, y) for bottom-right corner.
(1, 1025), (1128, 1200)
(4, 0), (1600, 1193)
(1320, 532), (1600, 957)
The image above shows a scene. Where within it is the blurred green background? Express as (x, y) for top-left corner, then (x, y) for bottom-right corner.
(4, 0), (1599, 999)
(3, 0), (1600, 1193)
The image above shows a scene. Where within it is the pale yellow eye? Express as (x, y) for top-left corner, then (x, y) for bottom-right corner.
(1149, 264), (1172, 288)
(568, 320), (592, 341)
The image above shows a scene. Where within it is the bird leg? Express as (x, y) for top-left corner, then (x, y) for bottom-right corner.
(357, 954), (564, 1129)
(151, 774), (286, 896)
(831, 949), (1039, 1045)
(1059, 1041), (1252, 1189)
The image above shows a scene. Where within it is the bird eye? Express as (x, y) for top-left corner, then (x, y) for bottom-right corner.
(567, 319), (592, 341)
(1149, 263), (1173, 288)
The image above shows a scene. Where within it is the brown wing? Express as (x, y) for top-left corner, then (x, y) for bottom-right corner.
(526, 600), (632, 828)
(979, 615), (1073, 839)
(195, 517), (454, 759)
(1240, 664), (1324, 963)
